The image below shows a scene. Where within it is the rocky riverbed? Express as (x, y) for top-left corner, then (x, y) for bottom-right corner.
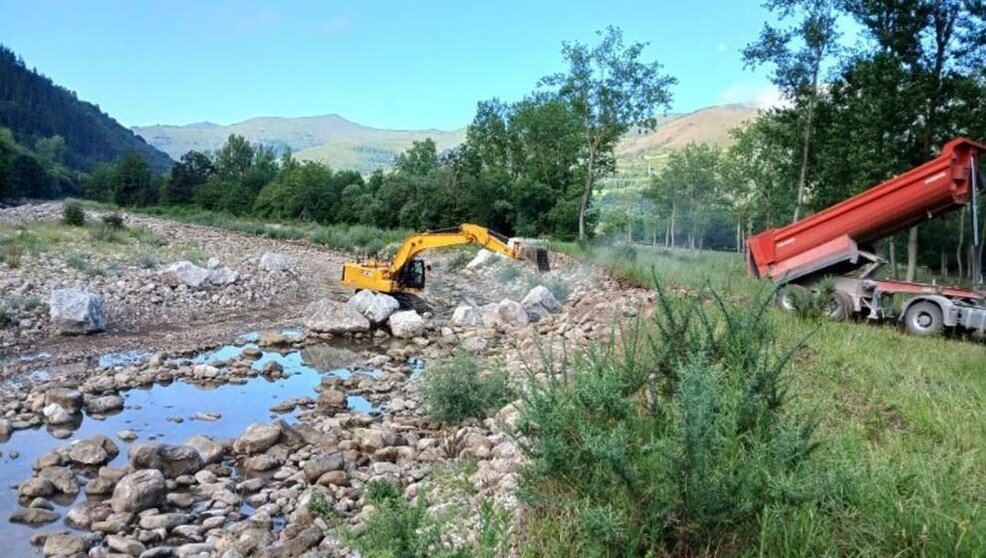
(0, 202), (650, 557)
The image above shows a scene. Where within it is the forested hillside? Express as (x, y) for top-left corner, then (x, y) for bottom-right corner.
(0, 46), (172, 175)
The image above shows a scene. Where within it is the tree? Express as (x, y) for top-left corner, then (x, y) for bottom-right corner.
(113, 152), (153, 206)
(83, 162), (116, 202)
(743, 0), (840, 222)
(540, 26), (676, 240)
(167, 150), (214, 205)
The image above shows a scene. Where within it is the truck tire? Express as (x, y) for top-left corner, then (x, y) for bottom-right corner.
(903, 301), (944, 337)
(825, 290), (854, 322)
(775, 284), (809, 313)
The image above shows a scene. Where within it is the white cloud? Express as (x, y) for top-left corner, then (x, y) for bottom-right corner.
(719, 83), (788, 109)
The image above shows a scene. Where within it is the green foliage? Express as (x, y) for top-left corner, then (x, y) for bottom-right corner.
(112, 152), (155, 207)
(423, 351), (515, 424)
(88, 223), (122, 243)
(65, 253), (105, 276)
(306, 492), (333, 521)
(445, 248), (475, 271)
(101, 212), (125, 229)
(517, 283), (817, 556)
(0, 46), (172, 174)
(62, 200), (86, 226)
(495, 264), (521, 283)
(0, 240), (22, 268)
(0, 304), (11, 327)
(351, 482), (439, 558)
(527, 276), (571, 302)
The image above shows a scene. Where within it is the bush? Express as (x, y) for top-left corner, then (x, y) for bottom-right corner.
(88, 223), (122, 243)
(496, 264), (521, 282)
(611, 243), (637, 262)
(0, 305), (12, 327)
(423, 351), (515, 424)
(1, 240), (23, 268)
(516, 283), (818, 556)
(528, 276), (570, 302)
(62, 201), (86, 226)
(101, 213), (126, 229)
(348, 482), (508, 558)
(446, 249), (475, 271)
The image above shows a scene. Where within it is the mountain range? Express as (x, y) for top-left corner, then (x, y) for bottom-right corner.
(134, 104), (759, 174)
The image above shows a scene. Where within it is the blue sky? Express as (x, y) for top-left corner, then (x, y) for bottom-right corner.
(0, 0), (787, 130)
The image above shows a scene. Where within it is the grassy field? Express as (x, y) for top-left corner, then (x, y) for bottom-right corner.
(553, 243), (986, 556)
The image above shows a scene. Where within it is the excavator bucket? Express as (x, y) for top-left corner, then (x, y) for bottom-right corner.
(509, 238), (550, 272)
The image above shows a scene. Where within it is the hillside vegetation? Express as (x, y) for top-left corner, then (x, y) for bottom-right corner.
(134, 114), (466, 174)
(0, 45), (172, 174)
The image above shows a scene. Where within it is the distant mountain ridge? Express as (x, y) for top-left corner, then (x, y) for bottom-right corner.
(0, 45), (173, 173)
(133, 103), (759, 174)
(134, 115), (466, 174)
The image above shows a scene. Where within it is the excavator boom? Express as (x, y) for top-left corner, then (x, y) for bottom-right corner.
(341, 224), (549, 294)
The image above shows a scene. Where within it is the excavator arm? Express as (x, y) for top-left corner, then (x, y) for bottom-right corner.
(341, 224), (549, 294)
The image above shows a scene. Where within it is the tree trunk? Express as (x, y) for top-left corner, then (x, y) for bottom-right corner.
(940, 247), (947, 279)
(578, 144), (596, 241)
(906, 226), (919, 282)
(889, 237), (898, 280)
(792, 92), (816, 223)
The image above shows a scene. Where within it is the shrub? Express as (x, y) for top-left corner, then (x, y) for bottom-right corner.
(611, 243), (637, 262)
(65, 253), (105, 276)
(496, 264), (521, 282)
(516, 282), (818, 556)
(1, 240), (23, 268)
(528, 276), (570, 302)
(423, 351), (515, 424)
(0, 305), (12, 327)
(101, 213), (126, 229)
(89, 223), (122, 243)
(446, 249), (475, 271)
(62, 201), (86, 226)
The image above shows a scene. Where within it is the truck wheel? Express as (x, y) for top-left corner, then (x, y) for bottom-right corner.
(775, 284), (809, 313)
(903, 301), (944, 337)
(825, 290), (853, 321)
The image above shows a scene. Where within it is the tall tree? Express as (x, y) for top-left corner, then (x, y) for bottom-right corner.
(113, 152), (153, 207)
(540, 26), (676, 240)
(743, 0), (840, 222)
(167, 150), (214, 204)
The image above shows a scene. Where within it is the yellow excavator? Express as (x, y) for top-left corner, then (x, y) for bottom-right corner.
(341, 224), (549, 297)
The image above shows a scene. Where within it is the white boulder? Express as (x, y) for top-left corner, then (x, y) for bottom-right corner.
(388, 310), (426, 339)
(348, 290), (400, 324)
(258, 252), (292, 272)
(521, 285), (562, 322)
(49, 289), (106, 334)
(482, 299), (529, 328)
(451, 304), (483, 327)
(304, 299), (370, 333)
(466, 249), (496, 270)
(158, 261), (211, 289)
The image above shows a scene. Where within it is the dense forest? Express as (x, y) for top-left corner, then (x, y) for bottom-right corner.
(0, 45), (172, 179)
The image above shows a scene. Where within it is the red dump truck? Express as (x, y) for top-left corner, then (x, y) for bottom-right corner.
(747, 137), (986, 336)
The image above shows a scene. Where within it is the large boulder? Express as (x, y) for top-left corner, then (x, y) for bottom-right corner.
(43, 533), (87, 557)
(521, 285), (562, 322)
(233, 422), (281, 454)
(388, 310), (425, 339)
(110, 469), (166, 513)
(466, 249), (496, 270)
(158, 261), (211, 289)
(208, 266), (239, 286)
(348, 290), (400, 324)
(304, 299), (370, 334)
(185, 435), (225, 465)
(45, 388), (84, 413)
(482, 299), (529, 328)
(451, 304), (483, 327)
(258, 252), (291, 272)
(42, 403), (74, 425)
(128, 442), (204, 478)
(49, 289), (106, 334)
(68, 436), (119, 466)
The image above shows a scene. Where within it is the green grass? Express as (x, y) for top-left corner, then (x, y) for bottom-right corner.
(556, 243), (986, 556)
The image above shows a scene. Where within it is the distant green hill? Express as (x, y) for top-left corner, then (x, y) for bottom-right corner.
(134, 114), (466, 174)
(0, 45), (173, 174)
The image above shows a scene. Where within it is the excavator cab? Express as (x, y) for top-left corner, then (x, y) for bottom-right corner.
(399, 258), (426, 290)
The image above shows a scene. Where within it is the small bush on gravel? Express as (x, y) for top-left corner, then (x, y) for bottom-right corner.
(101, 213), (126, 229)
(446, 248), (476, 271)
(89, 223), (122, 243)
(496, 264), (521, 282)
(423, 351), (515, 424)
(516, 283), (818, 556)
(528, 276), (570, 302)
(0, 305), (12, 327)
(62, 201), (86, 226)
(1, 240), (23, 268)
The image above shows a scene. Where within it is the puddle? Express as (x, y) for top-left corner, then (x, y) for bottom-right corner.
(0, 339), (384, 556)
(409, 357), (425, 380)
(97, 350), (155, 368)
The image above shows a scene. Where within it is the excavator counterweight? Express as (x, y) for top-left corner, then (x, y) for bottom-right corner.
(340, 224), (549, 295)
